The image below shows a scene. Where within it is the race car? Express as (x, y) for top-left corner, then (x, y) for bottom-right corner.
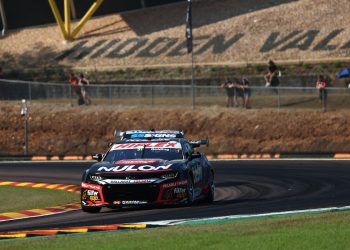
(81, 134), (214, 213)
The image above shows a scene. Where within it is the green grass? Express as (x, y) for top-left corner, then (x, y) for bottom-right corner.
(1, 211), (350, 249)
(0, 186), (79, 213)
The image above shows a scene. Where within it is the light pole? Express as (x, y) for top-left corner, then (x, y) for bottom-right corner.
(20, 99), (29, 155)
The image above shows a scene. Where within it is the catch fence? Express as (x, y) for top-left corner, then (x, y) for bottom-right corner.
(1, 79), (350, 110)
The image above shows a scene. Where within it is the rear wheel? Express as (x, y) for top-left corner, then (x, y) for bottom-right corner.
(204, 172), (215, 203)
(81, 204), (102, 213)
(186, 175), (195, 205)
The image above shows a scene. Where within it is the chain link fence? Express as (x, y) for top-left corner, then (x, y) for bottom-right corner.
(1, 79), (350, 110)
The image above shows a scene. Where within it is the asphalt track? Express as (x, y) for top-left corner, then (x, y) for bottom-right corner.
(1, 160), (350, 232)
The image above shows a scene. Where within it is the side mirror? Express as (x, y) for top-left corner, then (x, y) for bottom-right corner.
(92, 153), (103, 162)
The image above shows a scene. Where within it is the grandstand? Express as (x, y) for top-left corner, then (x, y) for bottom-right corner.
(1, 0), (350, 72)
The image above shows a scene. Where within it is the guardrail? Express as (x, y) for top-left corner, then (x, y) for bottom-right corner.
(1, 79), (350, 110)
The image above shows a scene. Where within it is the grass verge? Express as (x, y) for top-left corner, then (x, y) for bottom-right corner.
(0, 186), (79, 213)
(1, 211), (350, 249)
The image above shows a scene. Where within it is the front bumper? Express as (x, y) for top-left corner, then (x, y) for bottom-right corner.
(81, 179), (188, 207)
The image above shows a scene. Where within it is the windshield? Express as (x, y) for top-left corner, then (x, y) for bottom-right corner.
(104, 142), (183, 162)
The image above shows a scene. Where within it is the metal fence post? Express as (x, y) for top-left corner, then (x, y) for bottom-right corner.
(69, 84), (73, 106)
(20, 99), (29, 155)
(28, 83), (32, 103)
(109, 85), (112, 105)
(277, 87), (280, 109)
(151, 85), (154, 107)
(322, 89), (327, 112)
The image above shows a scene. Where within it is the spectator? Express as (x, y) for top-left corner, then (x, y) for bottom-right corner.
(316, 75), (328, 112)
(241, 77), (251, 109)
(221, 79), (235, 107)
(79, 73), (91, 105)
(69, 73), (84, 105)
(264, 60), (280, 90)
(344, 78), (350, 89)
(233, 77), (244, 107)
(0, 67), (3, 79)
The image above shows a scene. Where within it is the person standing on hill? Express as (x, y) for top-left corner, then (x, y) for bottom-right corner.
(69, 73), (84, 105)
(316, 75), (328, 112)
(221, 79), (235, 107)
(241, 77), (251, 109)
(264, 60), (280, 89)
(79, 73), (91, 105)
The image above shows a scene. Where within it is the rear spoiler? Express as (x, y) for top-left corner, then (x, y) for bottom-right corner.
(189, 138), (209, 148)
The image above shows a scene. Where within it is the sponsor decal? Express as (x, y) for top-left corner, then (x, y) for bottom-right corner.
(130, 133), (177, 138)
(82, 189), (101, 202)
(87, 190), (99, 196)
(113, 201), (121, 205)
(81, 182), (102, 191)
(174, 187), (187, 199)
(90, 175), (102, 181)
(162, 180), (188, 188)
(111, 142), (181, 150)
(90, 195), (100, 201)
(97, 164), (172, 172)
(84, 203), (103, 207)
(173, 188), (186, 194)
(104, 179), (156, 184)
(115, 160), (159, 165)
(125, 130), (179, 135)
(151, 148), (170, 151)
(121, 200), (148, 205)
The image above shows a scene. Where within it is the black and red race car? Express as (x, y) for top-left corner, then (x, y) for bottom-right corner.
(81, 131), (214, 213)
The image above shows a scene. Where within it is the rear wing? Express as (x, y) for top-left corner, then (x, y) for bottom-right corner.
(189, 138), (209, 148)
(114, 130), (184, 139)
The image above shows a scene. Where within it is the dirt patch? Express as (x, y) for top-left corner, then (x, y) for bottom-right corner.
(1, 102), (350, 156)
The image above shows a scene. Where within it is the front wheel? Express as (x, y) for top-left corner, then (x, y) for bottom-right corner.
(81, 204), (102, 213)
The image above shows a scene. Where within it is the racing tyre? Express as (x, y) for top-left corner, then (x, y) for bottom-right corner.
(81, 204), (102, 213)
(186, 175), (195, 205)
(204, 173), (215, 203)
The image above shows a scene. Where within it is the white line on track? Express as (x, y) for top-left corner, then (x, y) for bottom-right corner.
(139, 205), (350, 226)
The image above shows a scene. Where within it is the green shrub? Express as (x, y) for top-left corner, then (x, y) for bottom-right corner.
(254, 64), (264, 73)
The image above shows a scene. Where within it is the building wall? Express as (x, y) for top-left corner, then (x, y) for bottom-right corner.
(0, 0), (183, 29)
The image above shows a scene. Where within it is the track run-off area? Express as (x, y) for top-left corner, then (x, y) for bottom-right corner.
(0, 160), (350, 233)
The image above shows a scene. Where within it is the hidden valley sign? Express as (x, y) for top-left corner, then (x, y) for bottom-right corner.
(56, 29), (350, 61)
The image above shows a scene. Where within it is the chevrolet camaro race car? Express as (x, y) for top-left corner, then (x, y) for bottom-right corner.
(81, 130), (215, 213)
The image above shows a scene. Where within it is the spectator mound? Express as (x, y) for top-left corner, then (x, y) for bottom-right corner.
(1, 0), (350, 70)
